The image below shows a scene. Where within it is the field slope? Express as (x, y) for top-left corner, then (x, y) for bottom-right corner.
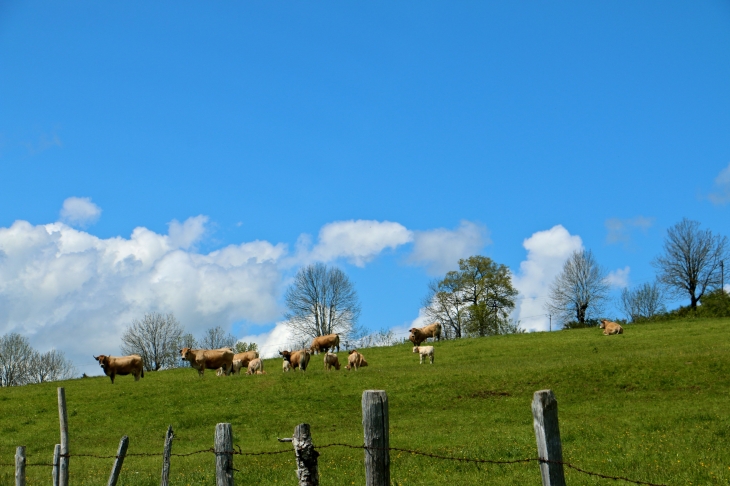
(1, 318), (729, 485)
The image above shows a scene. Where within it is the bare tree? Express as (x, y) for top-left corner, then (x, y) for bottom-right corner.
(200, 326), (237, 349)
(620, 282), (666, 322)
(0, 333), (34, 386)
(27, 349), (77, 384)
(652, 218), (728, 309)
(547, 249), (609, 327)
(121, 312), (183, 371)
(284, 263), (361, 341)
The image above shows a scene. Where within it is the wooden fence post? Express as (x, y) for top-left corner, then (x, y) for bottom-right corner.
(15, 446), (26, 486)
(292, 423), (319, 486)
(532, 390), (566, 486)
(52, 444), (60, 486)
(57, 387), (69, 486)
(362, 390), (390, 486)
(161, 425), (174, 486)
(107, 436), (129, 486)
(215, 423), (234, 486)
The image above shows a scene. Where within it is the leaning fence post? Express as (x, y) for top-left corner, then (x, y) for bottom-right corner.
(52, 444), (60, 486)
(161, 425), (174, 486)
(215, 423), (234, 486)
(291, 423), (319, 486)
(57, 387), (69, 486)
(532, 390), (566, 486)
(15, 446), (26, 486)
(107, 436), (129, 486)
(362, 390), (390, 486)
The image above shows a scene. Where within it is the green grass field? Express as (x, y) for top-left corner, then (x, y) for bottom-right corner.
(1, 318), (729, 485)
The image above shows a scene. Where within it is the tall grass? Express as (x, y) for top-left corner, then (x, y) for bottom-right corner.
(1, 317), (728, 485)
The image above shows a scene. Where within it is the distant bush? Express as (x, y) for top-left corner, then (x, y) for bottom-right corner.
(562, 318), (602, 330)
(639, 289), (730, 322)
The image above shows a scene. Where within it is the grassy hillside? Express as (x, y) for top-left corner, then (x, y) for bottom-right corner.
(1, 318), (729, 485)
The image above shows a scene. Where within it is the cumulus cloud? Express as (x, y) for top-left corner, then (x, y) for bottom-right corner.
(512, 225), (583, 332)
(237, 321), (296, 359)
(0, 218), (286, 375)
(605, 266), (630, 288)
(605, 216), (653, 245)
(59, 197), (102, 227)
(708, 163), (730, 205)
(408, 221), (489, 275)
(168, 215), (208, 250)
(307, 220), (413, 266)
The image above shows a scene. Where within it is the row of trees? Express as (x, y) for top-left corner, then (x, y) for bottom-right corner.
(281, 218), (728, 340)
(0, 333), (76, 387)
(546, 218), (728, 326)
(120, 313), (257, 372)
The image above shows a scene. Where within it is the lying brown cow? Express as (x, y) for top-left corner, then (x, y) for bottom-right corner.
(599, 319), (624, 335)
(409, 322), (442, 346)
(345, 350), (368, 371)
(279, 349), (311, 371)
(93, 354), (144, 384)
(180, 347), (234, 377)
(310, 334), (340, 354)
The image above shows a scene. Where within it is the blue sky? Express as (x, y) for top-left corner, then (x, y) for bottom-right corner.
(1, 2), (729, 373)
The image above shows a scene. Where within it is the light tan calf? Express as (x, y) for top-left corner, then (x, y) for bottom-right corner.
(233, 351), (259, 370)
(180, 347), (234, 377)
(413, 346), (434, 364)
(246, 358), (264, 375)
(409, 322), (442, 346)
(282, 360), (291, 372)
(599, 319), (624, 335)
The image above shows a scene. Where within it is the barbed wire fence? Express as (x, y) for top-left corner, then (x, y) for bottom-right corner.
(3, 388), (668, 486)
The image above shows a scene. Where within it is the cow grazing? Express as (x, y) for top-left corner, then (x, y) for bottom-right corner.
(413, 346), (435, 364)
(345, 350), (368, 371)
(310, 334), (340, 354)
(323, 352), (341, 371)
(599, 319), (624, 335)
(180, 347), (234, 377)
(409, 323), (442, 346)
(279, 349), (311, 371)
(246, 358), (264, 375)
(282, 360), (291, 372)
(93, 354), (144, 384)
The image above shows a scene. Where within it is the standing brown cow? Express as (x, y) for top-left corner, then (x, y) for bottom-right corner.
(310, 334), (340, 354)
(180, 347), (234, 377)
(279, 349), (311, 371)
(409, 322), (442, 346)
(93, 355), (144, 384)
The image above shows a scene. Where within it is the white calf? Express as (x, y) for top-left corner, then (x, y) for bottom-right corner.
(413, 346), (434, 364)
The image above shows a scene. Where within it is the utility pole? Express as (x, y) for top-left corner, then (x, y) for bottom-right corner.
(549, 314), (552, 332)
(721, 260), (725, 294)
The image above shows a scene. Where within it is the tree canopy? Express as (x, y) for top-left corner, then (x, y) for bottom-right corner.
(546, 249), (608, 327)
(424, 255), (519, 338)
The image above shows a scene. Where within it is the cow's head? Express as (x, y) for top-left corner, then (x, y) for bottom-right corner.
(599, 320), (607, 329)
(334, 360), (341, 370)
(93, 355), (110, 367)
(412, 347), (419, 353)
(348, 349), (357, 355)
(180, 347), (193, 360)
(279, 350), (292, 362)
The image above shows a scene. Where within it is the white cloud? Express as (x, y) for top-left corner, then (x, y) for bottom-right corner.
(168, 215), (208, 250)
(59, 197), (102, 227)
(0, 218), (286, 375)
(605, 216), (653, 245)
(605, 266), (630, 288)
(708, 163), (730, 205)
(512, 225), (583, 332)
(408, 221), (489, 275)
(308, 220), (412, 266)
(237, 321), (296, 359)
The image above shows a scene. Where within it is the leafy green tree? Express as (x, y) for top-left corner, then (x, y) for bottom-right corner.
(234, 342), (258, 353)
(424, 256), (519, 337)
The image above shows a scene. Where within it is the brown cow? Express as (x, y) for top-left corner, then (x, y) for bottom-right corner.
(310, 334), (340, 354)
(345, 350), (368, 371)
(409, 322), (442, 346)
(93, 354), (144, 384)
(180, 347), (234, 377)
(323, 352), (341, 371)
(231, 351), (259, 374)
(599, 319), (624, 335)
(279, 349), (311, 371)
(246, 358), (264, 375)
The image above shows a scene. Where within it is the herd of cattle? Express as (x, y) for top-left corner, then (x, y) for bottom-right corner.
(91, 319), (623, 383)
